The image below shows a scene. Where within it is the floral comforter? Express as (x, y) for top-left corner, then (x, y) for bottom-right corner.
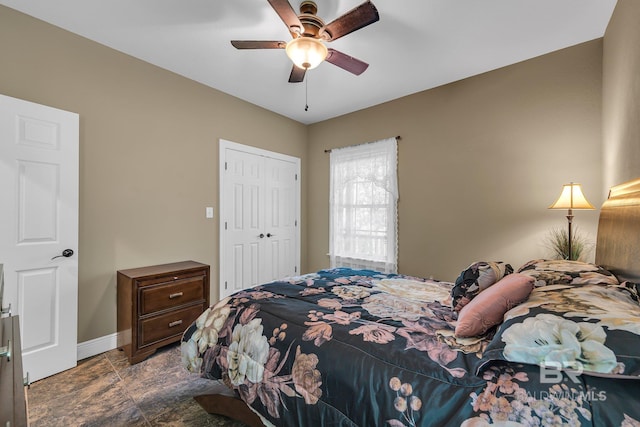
(181, 265), (640, 426)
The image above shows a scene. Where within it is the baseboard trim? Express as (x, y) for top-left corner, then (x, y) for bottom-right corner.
(77, 332), (118, 361)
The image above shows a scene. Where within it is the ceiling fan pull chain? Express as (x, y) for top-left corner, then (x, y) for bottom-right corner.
(305, 74), (309, 111)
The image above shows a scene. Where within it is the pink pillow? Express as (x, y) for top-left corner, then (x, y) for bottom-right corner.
(454, 273), (534, 338)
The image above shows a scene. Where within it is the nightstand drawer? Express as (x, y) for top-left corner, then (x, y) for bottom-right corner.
(136, 269), (205, 288)
(139, 304), (204, 348)
(139, 276), (205, 315)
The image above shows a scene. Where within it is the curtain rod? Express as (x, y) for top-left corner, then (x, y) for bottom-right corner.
(324, 135), (401, 153)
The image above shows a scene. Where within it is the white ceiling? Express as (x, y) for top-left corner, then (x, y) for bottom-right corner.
(1, 0), (617, 125)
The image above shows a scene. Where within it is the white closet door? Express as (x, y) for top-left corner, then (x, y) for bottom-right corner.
(219, 140), (300, 299)
(222, 147), (265, 296)
(0, 94), (79, 382)
(263, 157), (298, 282)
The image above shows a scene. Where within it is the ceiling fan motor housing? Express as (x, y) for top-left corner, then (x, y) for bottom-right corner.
(298, 1), (326, 39)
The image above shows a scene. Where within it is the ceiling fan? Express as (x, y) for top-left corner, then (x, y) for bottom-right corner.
(231, 0), (379, 83)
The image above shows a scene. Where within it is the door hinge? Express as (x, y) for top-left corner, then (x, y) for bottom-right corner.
(225, 161), (228, 171)
(295, 266), (297, 273)
(295, 173), (298, 181)
(295, 220), (298, 227)
(225, 221), (228, 230)
(225, 281), (228, 290)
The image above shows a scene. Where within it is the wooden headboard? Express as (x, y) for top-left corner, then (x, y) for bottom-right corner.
(595, 177), (640, 282)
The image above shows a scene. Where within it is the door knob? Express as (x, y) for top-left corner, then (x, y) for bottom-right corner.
(52, 249), (74, 260)
(266, 233), (275, 238)
(258, 233), (265, 238)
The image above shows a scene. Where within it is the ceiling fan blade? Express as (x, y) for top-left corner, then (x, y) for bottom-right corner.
(231, 40), (286, 49)
(321, 1), (379, 41)
(268, 0), (304, 35)
(326, 48), (369, 75)
(288, 65), (306, 83)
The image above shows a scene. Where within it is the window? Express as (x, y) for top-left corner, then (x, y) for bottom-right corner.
(329, 137), (398, 273)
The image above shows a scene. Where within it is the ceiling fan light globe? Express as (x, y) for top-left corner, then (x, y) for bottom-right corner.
(285, 37), (328, 70)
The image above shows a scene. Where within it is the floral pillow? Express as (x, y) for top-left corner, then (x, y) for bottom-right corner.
(500, 313), (626, 375)
(516, 259), (619, 287)
(480, 279), (640, 378)
(451, 261), (513, 312)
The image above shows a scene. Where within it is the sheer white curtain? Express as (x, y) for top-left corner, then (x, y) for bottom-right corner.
(329, 137), (398, 273)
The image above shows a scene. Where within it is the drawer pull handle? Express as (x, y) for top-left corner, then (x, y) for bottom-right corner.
(169, 320), (183, 328)
(169, 292), (183, 299)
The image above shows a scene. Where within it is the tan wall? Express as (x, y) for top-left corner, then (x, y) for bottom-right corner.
(308, 40), (604, 281)
(1, 4), (611, 343)
(603, 0), (640, 191)
(0, 6), (308, 343)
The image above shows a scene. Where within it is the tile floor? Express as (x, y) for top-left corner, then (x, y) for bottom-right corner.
(27, 343), (249, 426)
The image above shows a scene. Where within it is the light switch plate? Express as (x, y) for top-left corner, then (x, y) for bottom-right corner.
(206, 207), (214, 218)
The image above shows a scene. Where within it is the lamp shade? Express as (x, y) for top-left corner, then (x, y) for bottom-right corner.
(285, 37), (328, 70)
(548, 183), (595, 210)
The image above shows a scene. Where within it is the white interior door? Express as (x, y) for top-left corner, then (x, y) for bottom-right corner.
(263, 157), (298, 282)
(219, 140), (300, 299)
(0, 94), (79, 382)
(222, 147), (265, 295)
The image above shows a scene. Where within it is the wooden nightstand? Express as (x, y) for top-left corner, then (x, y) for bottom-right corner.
(117, 261), (210, 364)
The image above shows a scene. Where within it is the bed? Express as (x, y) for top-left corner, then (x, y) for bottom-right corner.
(181, 178), (640, 427)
